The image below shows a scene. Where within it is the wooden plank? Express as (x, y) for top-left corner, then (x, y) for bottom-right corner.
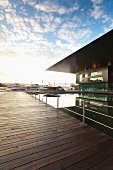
(0, 129), (102, 162)
(37, 139), (113, 170)
(63, 143), (113, 170)
(0, 126), (94, 157)
(0, 135), (109, 170)
(0, 122), (82, 145)
(91, 155), (113, 170)
(0, 92), (113, 170)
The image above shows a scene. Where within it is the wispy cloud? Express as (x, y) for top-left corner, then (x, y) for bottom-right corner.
(91, 5), (104, 19)
(22, 0), (37, 6)
(67, 4), (79, 13)
(58, 6), (67, 14)
(90, 0), (104, 19)
(34, 2), (58, 13)
(0, 0), (11, 8)
(0, 36), (6, 43)
(30, 19), (43, 33)
(56, 40), (67, 48)
(0, 0), (112, 83)
(91, 0), (103, 5)
(103, 19), (113, 32)
(0, 13), (4, 20)
(0, 49), (17, 58)
(34, 1), (79, 15)
(90, 0), (113, 33)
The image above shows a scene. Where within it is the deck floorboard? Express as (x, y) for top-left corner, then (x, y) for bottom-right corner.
(0, 92), (113, 170)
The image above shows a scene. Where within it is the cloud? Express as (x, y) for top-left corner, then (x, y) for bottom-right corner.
(1, 25), (12, 38)
(34, 1), (79, 16)
(61, 21), (78, 29)
(102, 15), (110, 23)
(58, 6), (67, 14)
(57, 4), (79, 15)
(35, 4), (46, 11)
(90, 0), (113, 31)
(1, 0), (112, 84)
(57, 25), (92, 48)
(56, 17), (91, 44)
(90, 0), (104, 19)
(5, 12), (31, 41)
(0, 36), (6, 43)
(5, 13), (15, 25)
(74, 29), (92, 39)
(0, 49), (17, 58)
(57, 28), (74, 42)
(103, 19), (113, 33)
(0, 0), (11, 8)
(28, 33), (44, 42)
(43, 22), (56, 33)
(22, 0), (27, 3)
(35, 2), (58, 13)
(30, 19), (43, 33)
(5, 12), (27, 40)
(91, 5), (103, 19)
(22, 0), (38, 6)
(67, 4), (79, 13)
(103, 27), (112, 33)
(39, 13), (61, 32)
(54, 17), (61, 24)
(40, 13), (54, 23)
(0, 14), (4, 20)
(19, 6), (28, 16)
(91, 0), (103, 5)
(56, 40), (67, 48)
(3, 4), (37, 42)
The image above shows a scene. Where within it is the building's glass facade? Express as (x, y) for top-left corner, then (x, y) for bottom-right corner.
(79, 82), (108, 91)
(76, 66), (113, 91)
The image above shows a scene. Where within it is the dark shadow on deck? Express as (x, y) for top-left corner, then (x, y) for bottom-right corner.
(0, 92), (113, 170)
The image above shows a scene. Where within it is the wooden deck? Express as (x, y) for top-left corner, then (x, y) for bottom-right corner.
(0, 91), (113, 170)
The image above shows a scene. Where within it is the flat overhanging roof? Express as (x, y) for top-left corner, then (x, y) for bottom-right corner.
(46, 29), (113, 74)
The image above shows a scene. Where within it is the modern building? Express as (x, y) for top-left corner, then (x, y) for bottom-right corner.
(46, 29), (113, 92)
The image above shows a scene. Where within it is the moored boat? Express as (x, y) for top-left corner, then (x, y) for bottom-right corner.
(7, 83), (24, 91)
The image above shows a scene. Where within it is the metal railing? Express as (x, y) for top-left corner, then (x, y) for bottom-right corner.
(31, 92), (113, 137)
(37, 93), (60, 108)
(63, 100), (113, 130)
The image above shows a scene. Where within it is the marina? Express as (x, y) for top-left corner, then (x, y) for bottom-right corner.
(0, 91), (113, 169)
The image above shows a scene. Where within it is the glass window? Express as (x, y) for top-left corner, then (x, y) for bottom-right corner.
(90, 77), (103, 81)
(91, 72), (97, 76)
(80, 74), (82, 82)
(85, 74), (88, 77)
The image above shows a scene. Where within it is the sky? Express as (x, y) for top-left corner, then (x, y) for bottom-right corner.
(0, 0), (113, 85)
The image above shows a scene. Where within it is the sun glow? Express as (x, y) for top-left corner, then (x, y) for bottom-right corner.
(0, 55), (76, 85)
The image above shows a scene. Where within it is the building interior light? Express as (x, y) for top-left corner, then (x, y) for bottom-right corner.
(93, 63), (97, 68)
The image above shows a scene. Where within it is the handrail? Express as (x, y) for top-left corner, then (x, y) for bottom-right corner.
(63, 107), (83, 117)
(32, 92), (113, 131)
(85, 108), (113, 119)
(85, 116), (113, 130)
(63, 98), (113, 130)
(63, 107), (113, 130)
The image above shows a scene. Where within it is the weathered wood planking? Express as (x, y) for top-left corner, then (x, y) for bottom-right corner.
(0, 92), (113, 170)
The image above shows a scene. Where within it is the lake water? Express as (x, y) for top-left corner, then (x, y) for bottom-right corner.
(34, 92), (113, 109)
(35, 93), (79, 108)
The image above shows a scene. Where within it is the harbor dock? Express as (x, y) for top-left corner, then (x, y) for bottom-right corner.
(0, 91), (113, 170)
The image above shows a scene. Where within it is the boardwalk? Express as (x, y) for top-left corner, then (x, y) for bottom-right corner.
(0, 91), (113, 170)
